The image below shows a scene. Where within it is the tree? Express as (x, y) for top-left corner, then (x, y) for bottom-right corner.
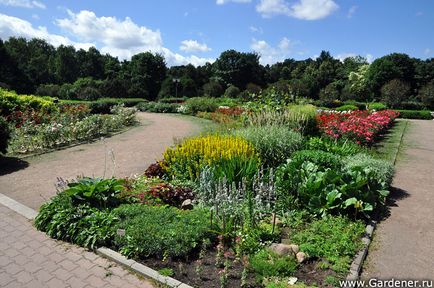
(348, 64), (371, 101)
(419, 81), (434, 109)
(127, 52), (167, 100)
(54, 45), (79, 84)
(213, 50), (264, 89)
(381, 79), (411, 108)
(203, 81), (224, 97)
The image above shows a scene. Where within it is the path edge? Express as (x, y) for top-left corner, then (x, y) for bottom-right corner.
(96, 247), (193, 288)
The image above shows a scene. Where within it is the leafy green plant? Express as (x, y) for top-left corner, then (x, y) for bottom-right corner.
(0, 116), (10, 154)
(65, 177), (125, 208)
(343, 153), (394, 187)
(136, 102), (180, 113)
(249, 249), (298, 282)
(291, 215), (365, 274)
(368, 102), (387, 111)
(34, 193), (117, 249)
(233, 125), (304, 168)
(305, 137), (364, 156)
(113, 204), (211, 258)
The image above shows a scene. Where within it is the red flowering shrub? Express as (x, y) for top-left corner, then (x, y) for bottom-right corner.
(144, 161), (166, 178)
(216, 106), (245, 116)
(135, 183), (194, 207)
(317, 110), (399, 145)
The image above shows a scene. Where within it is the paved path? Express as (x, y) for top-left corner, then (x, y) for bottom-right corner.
(0, 112), (200, 210)
(0, 204), (154, 288)
(363, 120), (434, 279)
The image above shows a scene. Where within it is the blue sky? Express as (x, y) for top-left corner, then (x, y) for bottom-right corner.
(0, 0), (433, 66)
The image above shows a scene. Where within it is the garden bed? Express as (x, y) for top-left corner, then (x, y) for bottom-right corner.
(33, 104), (398, 287)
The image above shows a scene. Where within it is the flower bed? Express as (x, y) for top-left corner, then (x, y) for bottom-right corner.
(316, 110), (399, 145)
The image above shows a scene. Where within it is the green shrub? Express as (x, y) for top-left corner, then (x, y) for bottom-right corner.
(343, 101), (366, 110)
(399, 101), (426, 111)
(396, 110), (433, 120)
(335, 104), (358, 111)
(113, 204), (211, 258)
(233, 125), (304, 168)
(0, 88), (56, 116)
(136, 102), (179, 113)
(343, 153), (394, 187)
(368, 102), (387, 111)
(276, 151), (389, 217)
(249, 249), (298, 281)
(305, 137), (364, 156)
(291, 215), (365, 274)
(35, 84), (61, 97)
(64, 177), (126, 208)
(224, 85), (240, 98)
(35, 193), (117, 249)
(158, 97), (187, 104)
(184, 97), (219, 114)
(0, 116), (10, 154)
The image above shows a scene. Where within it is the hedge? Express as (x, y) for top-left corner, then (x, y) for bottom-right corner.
(396, 110), (433, 120)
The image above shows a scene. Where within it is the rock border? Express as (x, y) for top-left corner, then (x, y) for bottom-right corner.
(0, 192), (193, 288)
(96, 247), (193, 288)
(346, 220), (376, 280)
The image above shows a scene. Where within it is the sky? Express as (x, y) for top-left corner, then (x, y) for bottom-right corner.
(0, 0), (433, 66)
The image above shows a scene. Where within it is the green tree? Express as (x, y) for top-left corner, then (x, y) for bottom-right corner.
(418, 81), (434, 109)
(381, 79), (411, 108)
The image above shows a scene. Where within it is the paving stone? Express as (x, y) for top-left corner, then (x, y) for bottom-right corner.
(0, 204), (154, 288)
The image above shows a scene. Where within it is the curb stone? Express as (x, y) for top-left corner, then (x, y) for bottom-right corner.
(346, 221), (376, 281)
(96, 247), (194, 288)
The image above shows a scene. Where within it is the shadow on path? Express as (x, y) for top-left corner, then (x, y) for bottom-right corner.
(376, 186), (410, 222)
(0, 156), (29, 176)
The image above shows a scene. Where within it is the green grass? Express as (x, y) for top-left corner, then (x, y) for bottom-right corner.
(372, 120), (409, 164)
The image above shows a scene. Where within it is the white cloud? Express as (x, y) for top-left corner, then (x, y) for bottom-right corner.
(256, 0), (338, 20)
(251, 37), (298, 65)
(424, 48), (431, 56)
(0, 11), (213, 66)
(55, 10), (213, 65)
(0, 0), (45, 9)
(347, 5), (357, 18)
(249, 25), (264, 34)
(335, 52), (375, 63)
(216, 0), (251, 5)
(0, 13), (92, 48)
(180, 40), (211, 53)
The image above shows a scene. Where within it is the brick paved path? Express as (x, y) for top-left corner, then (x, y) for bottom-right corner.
(0, 204), (153, 288)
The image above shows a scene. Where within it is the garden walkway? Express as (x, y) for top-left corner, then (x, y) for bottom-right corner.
(0, 204), (154, 288)
(0, 112), (200, 210)
(362, 119), (434, 279)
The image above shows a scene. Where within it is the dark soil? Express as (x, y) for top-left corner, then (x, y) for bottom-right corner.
(136, 249), (338, 288)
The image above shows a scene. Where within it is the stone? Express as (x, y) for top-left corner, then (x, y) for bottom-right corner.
(289, 244), (300, 254)
(281, 238), (291, 245)
(268, 243), (294, 257)
(181, 199), (193, 210)
(296, 252), (306, 263)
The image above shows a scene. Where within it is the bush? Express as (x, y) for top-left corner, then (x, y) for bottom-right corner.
(113, 204), (211, 258)
(35, 84), (61, 97)
(136, 102), (179, 113)
(305, 137), (364, 156)
(0, 116), (11, 154)
(368, 102), (387, 111)
(64, 177), (126, 208)
(35, 193), (117, 249)
(233, 125), (304, 167)
(399, 101), (426, 111)
(276, 150), (389, 217)
(224, 85), (240, 98)
(343, 101), (366, 110)
(396, 109), (433, 120)
(0, 88), (56, 116)
(335, 104), (358, 112)
(203, 81), (224, 97)
(88, 98), (145, 114)
(184, 97), (219, 114)
(77, 87), (102, 101)
(158, 97), (187, 104)
(249, 249), (298, 281)
(419, 82), (434, 109)
(344, 153), (394, 187)
(163, 135), (260, 183)
(291, 216), (365, 274)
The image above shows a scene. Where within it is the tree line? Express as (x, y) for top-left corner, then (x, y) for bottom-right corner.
(1, 37), (433, 109)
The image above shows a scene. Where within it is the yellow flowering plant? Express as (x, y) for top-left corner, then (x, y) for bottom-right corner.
(163, 134), (260, 183)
